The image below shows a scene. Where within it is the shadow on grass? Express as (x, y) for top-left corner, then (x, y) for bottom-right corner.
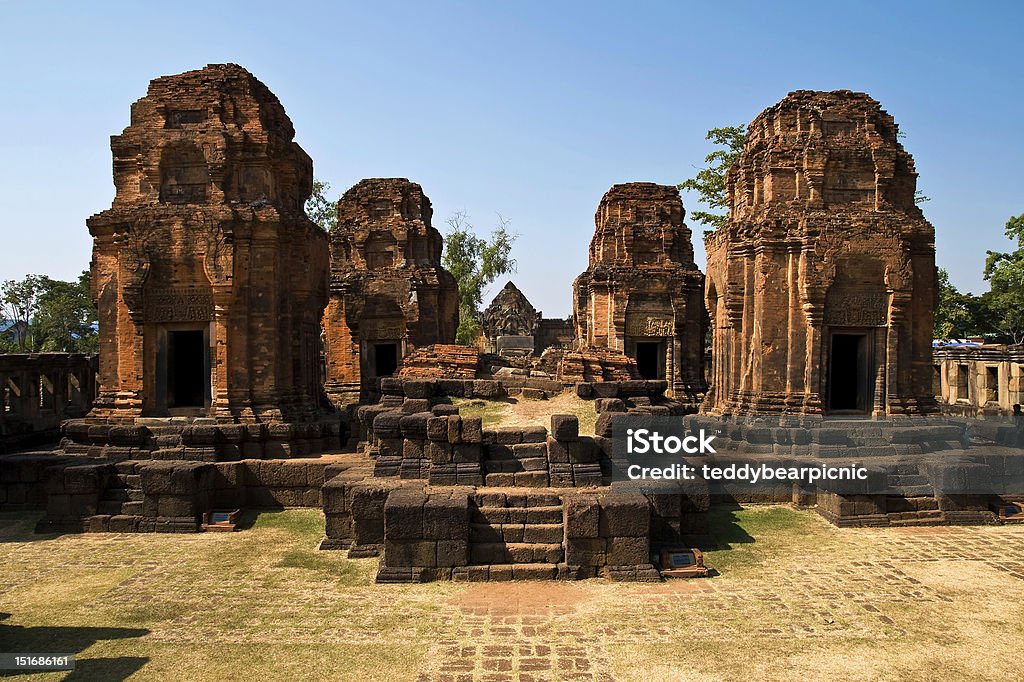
(0, 613), (149, 680)
(692, 501), (756, 552)
(0, 511), (63, 544)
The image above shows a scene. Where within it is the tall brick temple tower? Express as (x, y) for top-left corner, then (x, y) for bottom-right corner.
(702, 91), (938, 416)
(572, 183), (706, 408)
(86, 64), (329, 425)
(323, 178), (459, 406)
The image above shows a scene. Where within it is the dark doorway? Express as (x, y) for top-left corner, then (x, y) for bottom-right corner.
(828, 333), (869, 413)
(374, 343), (398, 377)
(168, 330), (206, 408)
(635, 342), (661, 380)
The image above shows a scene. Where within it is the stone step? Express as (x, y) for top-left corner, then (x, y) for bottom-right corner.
(888, 474), (929, 486)
(98, 501), (124, 516)
(471, 505), (563, 525)
(887, 509), (943, 523)
(887, 496), (939, 513)
(464, 563), (560, 581)
(120, 501), (143, 515)
(102, 489), (131, 502)
(470, 523), (564, 544)
(886, 463), (921, 475)
(890, 484), (934, 497)
(472, 490), (563, 508)
(887, 516), (945, 527)
(469, 542), (564, 565)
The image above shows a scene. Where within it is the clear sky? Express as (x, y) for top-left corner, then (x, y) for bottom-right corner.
(0, 1), (1020, 317)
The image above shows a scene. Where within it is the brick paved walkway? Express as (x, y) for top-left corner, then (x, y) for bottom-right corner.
(1, 509), (1022, 680)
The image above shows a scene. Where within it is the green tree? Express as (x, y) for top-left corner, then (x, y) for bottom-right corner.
(442, 211), (517, 345)
(933, 268), (999, 340)
(982, 212), (1024, 344)
(678, 125), (747, 230)
(305, 179), (338, 231)
(1, 274), (42, 351)
(34, 271), (98, 352)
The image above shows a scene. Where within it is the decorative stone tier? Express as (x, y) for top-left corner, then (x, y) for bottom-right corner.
(58, 416), (347, 461)
(2, 453), (367, 534)
(322, 478), (708, 583)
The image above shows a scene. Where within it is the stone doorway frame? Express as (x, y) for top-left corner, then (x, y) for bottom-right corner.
(825, 328), (875, 415)
(154, 323), (212, 417)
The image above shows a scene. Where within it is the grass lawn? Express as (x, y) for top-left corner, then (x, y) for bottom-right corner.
(1, 506), (1022, 680)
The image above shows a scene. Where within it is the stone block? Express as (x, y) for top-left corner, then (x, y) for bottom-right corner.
(453, 443), (482, 463)
(385, 539), (436, 567)
(372, 411), (403, 439)
(447, 416), (462, 444)
(547, 436), (569, 463)
(399, 413), (430, 439)
(423, 493), (469, 540)
(599, 495), (649, 537)
(512, 443), (547, 459)
(384, 488), (426, 540)
(427, 441), (453, 465)
(564, 495), (600, 538)
(426, 416), (449, 441)
(494, 427), (523, 445)
(606, 535), (649, 565)
(550, 414), (580, 441)
(436, 539), (469, 567)
(461, 416), (483, 443)
(520, 425), (548, 444)
(403, 380), (435, 399)
(595, 398), (626, 413)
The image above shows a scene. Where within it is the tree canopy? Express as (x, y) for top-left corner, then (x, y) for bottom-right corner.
(1, 271), (97, 353)
(442, 211), (517, 345)
(981, 212), (1024, 344)
(678, 125), (746, 230)
(306, 179), (339, 232)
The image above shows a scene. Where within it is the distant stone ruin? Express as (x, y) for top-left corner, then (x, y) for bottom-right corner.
(573, 183), (707, 409)
(323, 179), (459, 406)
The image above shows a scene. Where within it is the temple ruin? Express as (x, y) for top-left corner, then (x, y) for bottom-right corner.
(702, 91), (938, 416)
(83, 63), (330, 429)
(2, 66), (1022, 580)
(323, 179), (459, 406)
(572, 183), (706, 408)
(479, 281), (574, 356)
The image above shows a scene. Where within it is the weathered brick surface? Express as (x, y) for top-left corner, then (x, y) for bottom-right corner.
(703, 90), (937, 417)
(323, 179), (459, 406)
(87, 64), (327, 424)
(571, 183), (706, 408)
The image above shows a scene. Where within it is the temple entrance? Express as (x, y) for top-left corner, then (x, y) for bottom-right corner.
(827, 332), (870, 413)
(167, 329), (208, 409)
(635, 341), (663, 380)
(373, 343), (398, 377)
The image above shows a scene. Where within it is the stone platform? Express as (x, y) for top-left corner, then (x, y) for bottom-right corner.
(58, 415), (347, 462)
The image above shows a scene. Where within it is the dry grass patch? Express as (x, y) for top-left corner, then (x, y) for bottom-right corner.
(453, 391), (597, 434)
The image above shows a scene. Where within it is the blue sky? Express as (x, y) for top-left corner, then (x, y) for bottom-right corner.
(0, 1), (1020, 317)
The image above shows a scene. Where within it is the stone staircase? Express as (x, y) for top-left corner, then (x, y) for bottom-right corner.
(98, 463), (144, 517)
(885, 464), (942, 526)
(467, 489), (565, 580)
